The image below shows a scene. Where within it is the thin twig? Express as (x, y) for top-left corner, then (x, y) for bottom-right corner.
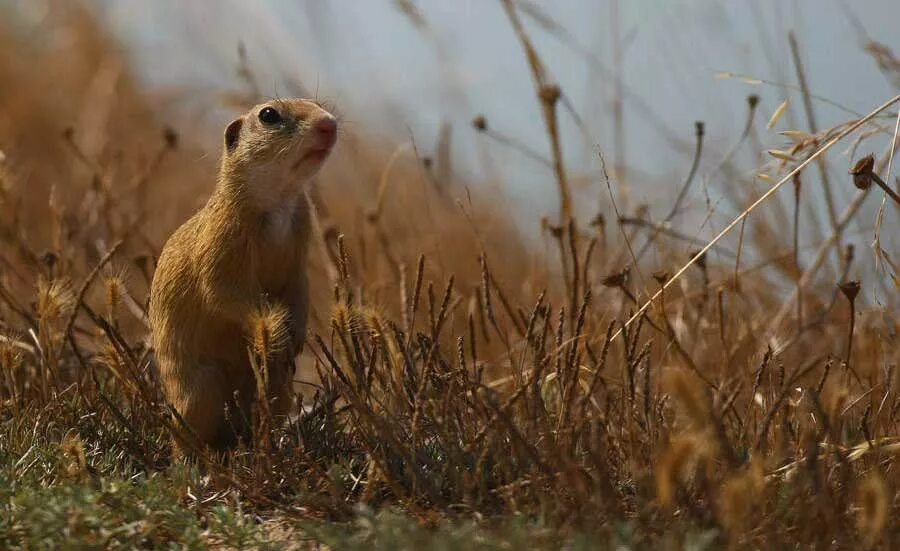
(788, 32), (841, 251)
(500, 0), (572, 222)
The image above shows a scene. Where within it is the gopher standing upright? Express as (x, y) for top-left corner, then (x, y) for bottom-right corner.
(150, 98), (337, 451)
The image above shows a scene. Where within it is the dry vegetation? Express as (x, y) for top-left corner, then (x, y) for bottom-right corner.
(1, 2), (900, 549)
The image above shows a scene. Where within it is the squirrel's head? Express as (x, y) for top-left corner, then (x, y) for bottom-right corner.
(220, 98), (338, 192)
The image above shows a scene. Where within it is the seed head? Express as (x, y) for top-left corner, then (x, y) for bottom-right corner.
(104, 275), (124, 318)
(248, 302), (290, 359)
(331, 302), (351, 334)
(850, 154), (900, 205)
(601, 268), (628, 289)
(36, 276), (75, 323)
(362, 307), (386, 339)
(850, 154), (876, 190)
(839, 280), (861, 302)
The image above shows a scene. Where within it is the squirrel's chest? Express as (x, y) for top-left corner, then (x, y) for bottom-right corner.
(254, 208), (305, 292)
(264, 204), (296, 243)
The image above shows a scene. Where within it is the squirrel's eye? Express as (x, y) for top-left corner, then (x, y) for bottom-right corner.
(258, 107), (282, 125)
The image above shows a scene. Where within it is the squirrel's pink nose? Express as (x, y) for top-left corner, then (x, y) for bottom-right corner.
(314, 115), (337, 141)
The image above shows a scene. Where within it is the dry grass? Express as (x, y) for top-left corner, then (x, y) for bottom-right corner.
(1, 2), (899, 549)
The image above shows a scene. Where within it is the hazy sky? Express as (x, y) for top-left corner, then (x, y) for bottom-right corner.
(86, 0), (900, 241)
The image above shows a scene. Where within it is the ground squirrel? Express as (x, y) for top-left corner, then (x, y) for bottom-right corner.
(149, 98), (337, 452)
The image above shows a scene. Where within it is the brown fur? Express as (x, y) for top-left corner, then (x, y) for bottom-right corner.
(149, 98), (337, 452)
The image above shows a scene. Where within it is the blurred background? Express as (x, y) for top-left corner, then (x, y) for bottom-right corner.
(91, 0), (900, 215)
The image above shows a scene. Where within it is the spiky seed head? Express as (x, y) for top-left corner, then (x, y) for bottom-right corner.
(36, 276), (75, 323)
(362, 307), (385, 338)
(105, 275), (123, 316)
(331, 302), (350, 334)
(248, 302), (290, 359)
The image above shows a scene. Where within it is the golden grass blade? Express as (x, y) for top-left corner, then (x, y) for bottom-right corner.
(767, 149), (795, 161)
(780, 130), (813, 142)
(767, 98), (790, 129)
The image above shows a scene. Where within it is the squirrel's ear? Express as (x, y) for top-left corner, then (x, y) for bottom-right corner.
(224, 117), (243, 153)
